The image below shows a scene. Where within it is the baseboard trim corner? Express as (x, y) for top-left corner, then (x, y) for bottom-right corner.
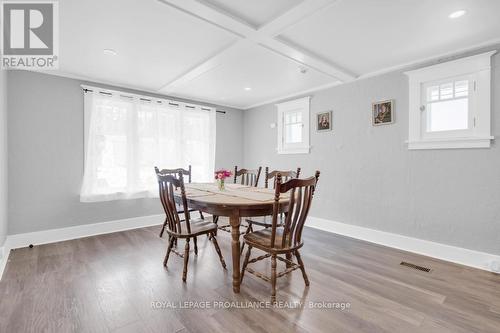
(307, 216), (500, 273)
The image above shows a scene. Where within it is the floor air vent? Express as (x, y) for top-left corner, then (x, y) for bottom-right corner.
(400, 261), (431, 272)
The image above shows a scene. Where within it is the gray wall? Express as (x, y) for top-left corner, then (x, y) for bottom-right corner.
(7, 70), (243, 235)
(0, 69), (7, 249)
(243, 52), (500, 255)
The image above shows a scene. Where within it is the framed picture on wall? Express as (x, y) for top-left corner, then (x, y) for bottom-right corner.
(372, 99), (394, 126)
(316, 111), (332, 132)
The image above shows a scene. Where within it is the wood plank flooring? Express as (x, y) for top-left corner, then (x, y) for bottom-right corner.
(0, 219), (499, 333)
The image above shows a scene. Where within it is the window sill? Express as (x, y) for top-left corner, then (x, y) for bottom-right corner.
(277, 146), (310, 154)
(407, 136), (494, 150)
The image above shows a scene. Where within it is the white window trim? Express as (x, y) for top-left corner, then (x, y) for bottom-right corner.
(404, 51), (496, 150)
(276, 96), (310, 154)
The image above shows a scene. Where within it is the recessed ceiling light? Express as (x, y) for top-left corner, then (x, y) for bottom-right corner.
(103, 49), (117, 56)
(449, 10), (466, 19)
(244, 87), (252, 91)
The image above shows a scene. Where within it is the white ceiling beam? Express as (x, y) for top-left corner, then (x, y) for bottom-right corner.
(265, 36), (357, 82)
(157, 0), (256, 38)
(157, 0), (356, 93)
(258, 0), (338, 36)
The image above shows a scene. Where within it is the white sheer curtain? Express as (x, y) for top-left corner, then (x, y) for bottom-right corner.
(80, 87), (216, 202)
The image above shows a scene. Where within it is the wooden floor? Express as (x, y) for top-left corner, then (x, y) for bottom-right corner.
(1, 219), (499, 333)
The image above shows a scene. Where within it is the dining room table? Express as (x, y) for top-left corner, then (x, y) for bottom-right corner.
(174, 182), (290, 293)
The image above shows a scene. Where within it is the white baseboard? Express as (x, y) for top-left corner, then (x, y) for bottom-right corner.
(0, 246), (5, 280)
(307, 217), (500, 273)
(2, 214), (498, 279)
(5, 214), (164, 250)
(0, 214), (164, 280)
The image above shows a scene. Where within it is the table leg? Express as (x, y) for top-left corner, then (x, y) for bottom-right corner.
(229, 214), (241, 293)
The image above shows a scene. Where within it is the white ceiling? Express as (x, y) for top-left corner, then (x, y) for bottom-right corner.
(160, 41), (334, 107)
(280, 0), (500, 76)
(49, 0), (500, 109)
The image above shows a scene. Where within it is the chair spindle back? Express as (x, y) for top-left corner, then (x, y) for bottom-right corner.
(154, 165), (192, 183)
(233, 166), (262, 187)
(156, 171), (191, 235)
(265, 167), (301, 188)
(270, 171), (320, 249)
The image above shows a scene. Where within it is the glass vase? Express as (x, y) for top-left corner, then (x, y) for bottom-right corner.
(218, 178), (225, 191)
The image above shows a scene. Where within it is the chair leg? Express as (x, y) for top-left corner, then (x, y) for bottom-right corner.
(285, 253), (292, 268)
(193, 236), (198, 255)
(271, 254), (277, 300)
(295, 250), (310, 286)
(213, 216), (219, 236)
(240, 245), (252, 283)
(182, 238), (190, 282)
(199, 211), (204, 220)
(163, 237), (174, 267)
(240, 223), (252, 255)
(210, 233), (226, 269)
(159, 218), (168, 238)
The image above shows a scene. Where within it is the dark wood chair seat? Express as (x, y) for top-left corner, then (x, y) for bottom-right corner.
(169, 219), (218, 238)
(243, 228), (293, 252)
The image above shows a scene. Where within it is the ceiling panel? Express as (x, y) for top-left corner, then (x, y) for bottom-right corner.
(164, 43), (336, 109)
(200, 0), (303, 28)
(280, 0), (500, 76)
(56, 0), (236, 91)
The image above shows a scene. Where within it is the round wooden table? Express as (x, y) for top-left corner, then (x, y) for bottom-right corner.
(177, 183), (289, 293)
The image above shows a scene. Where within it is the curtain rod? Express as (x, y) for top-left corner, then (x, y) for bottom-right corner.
(82, 88), (226, 114)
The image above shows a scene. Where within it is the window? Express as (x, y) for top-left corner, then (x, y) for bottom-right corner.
(405, 51), (495, 149)
(423, 77), (471, 135)
(277, 97), (310, 154)
(81, 85), (216, 202)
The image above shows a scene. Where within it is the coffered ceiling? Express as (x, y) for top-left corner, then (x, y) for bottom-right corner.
(49, 0), (500, 109)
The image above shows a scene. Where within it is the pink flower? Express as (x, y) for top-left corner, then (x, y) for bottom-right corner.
(215, 169), (232, 180)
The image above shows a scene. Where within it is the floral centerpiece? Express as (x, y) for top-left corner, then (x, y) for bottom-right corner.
(215, 169), (232, 191)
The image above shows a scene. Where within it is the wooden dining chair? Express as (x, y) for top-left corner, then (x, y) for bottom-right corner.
(213, 166), (262, 235)
(241, 167), (301, 254)
(233, 166), (262, 186)
(155, 166), (204, 238)
(240, 171), (320, 300)
(248, 167), (301, 228)
(157, 171), (226, 282)
(264, 167), (301, 188)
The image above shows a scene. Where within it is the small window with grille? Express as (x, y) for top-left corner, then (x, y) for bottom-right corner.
(405, 51), (494, 149)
